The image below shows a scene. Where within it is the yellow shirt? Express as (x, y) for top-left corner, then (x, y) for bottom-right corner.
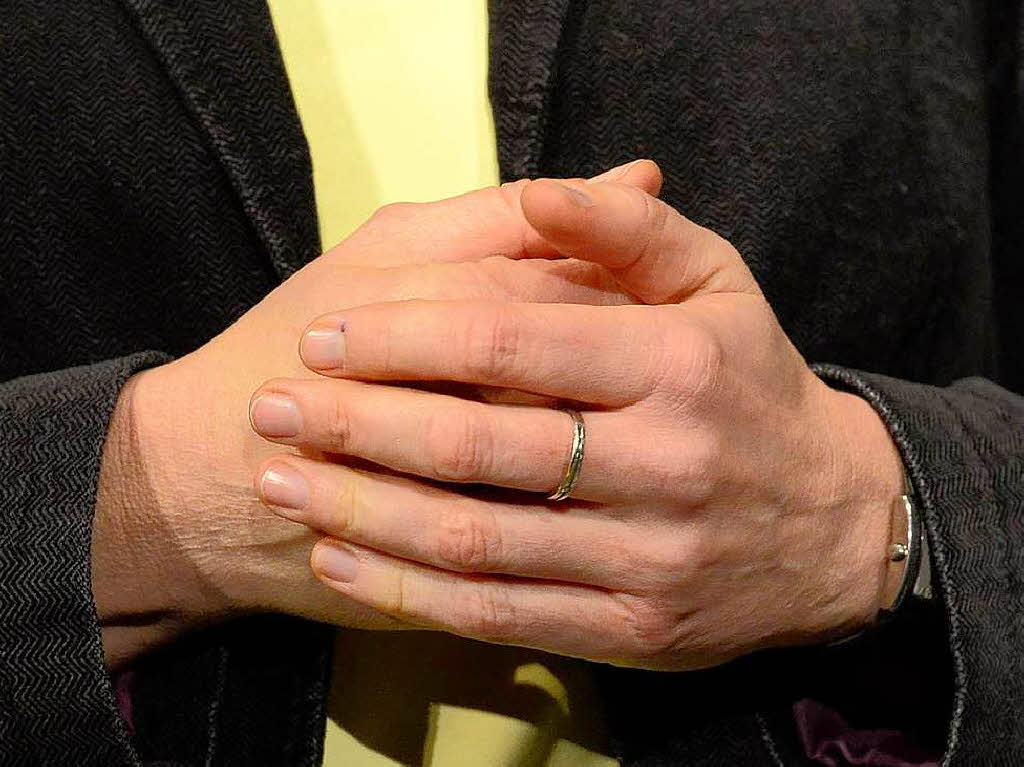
(267, 0), (499, 249)
(266, 2), (619, 765)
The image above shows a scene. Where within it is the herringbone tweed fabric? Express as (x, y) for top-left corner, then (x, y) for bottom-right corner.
(0, 0), (1021, 765)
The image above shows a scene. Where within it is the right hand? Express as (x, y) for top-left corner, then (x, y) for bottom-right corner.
(91, 161), (662, 667)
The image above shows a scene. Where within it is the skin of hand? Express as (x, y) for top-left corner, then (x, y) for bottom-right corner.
(90, 161), (663, 668)
(249, 170), (907, 671)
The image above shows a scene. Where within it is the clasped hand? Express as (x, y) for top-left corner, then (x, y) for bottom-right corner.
(249, 165), (906, 670)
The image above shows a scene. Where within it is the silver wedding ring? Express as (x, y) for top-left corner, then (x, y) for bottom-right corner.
(548, 409), (586, 501)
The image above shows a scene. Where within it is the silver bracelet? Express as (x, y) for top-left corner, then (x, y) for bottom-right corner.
(829, 471), (932, 648)
(879, 471), (931, 616)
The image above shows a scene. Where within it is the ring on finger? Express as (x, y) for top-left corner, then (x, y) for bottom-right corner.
(547, 409), (586, 501)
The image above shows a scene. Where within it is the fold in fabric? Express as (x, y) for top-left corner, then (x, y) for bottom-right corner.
(795, 699), (939, 767)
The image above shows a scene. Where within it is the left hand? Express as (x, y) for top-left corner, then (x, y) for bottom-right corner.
(250, 176), (906, 670)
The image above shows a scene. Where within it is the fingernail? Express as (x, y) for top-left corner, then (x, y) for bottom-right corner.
(250, 393), (302, 438)
(587, 159), (641, 184)
(558, 183), (595, 208)
(259, 463), (310, 514)
(314, 542), (360, 583)
(301, 320), (346, 370)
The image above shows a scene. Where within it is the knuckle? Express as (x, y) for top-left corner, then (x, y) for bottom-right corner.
(425, 407), (494, 483)
(461, 582), (518, 640)
(380, 566), (411, 618)
(641, 533), (706, 592)
(651, 322), (724, 406)
(322, 395), (354, 450)
(368, 201), (418, 227)
(327, 478), (360, 538)
(680, 529), (721, 576)
(435, 505), (503, 572)
(462, 304), (523, 381)
(615, 594), (684, 662)
(679, 432), (722, 505)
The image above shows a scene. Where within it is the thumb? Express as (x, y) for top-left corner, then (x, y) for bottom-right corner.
(520, 167), (760, 304)
(324, 160), (664, 268)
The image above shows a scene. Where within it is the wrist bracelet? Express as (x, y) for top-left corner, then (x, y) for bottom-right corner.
(879, 473), (917, 615)
(879, 471), (928, 616)
(829, 471), (932, 648)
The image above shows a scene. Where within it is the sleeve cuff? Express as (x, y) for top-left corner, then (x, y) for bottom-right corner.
(813, 363), (1024, 763)
(0, 352), (170, 765)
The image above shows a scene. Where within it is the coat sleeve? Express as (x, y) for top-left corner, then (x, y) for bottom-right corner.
(813, 365), (1024, 765)
(0, 352), (170, 766)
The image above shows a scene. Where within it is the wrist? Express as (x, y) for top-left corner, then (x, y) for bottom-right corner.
(818, 386), (906, 636)
(123, 353), (340, 624)
(92, 364), (236, 667)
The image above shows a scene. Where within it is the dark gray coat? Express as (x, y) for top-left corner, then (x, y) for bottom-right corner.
(1, 1), (1021, 764)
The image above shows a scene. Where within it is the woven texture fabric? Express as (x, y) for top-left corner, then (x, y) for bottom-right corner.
(0, 354), (168, 764)
(0, 0), (1021, 765)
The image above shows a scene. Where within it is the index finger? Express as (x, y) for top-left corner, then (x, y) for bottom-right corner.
(298, 300), (665, 405)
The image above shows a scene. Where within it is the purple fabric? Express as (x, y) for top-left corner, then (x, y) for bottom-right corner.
(795, 699), (939, 767)
(112, 671), (135, 736)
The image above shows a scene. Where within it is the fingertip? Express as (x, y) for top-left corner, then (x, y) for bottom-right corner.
(311, 538), (361, 584)
(520, 179), (592, 241)
(252, 459), (267, 497)
(310, 541), (333, 585)
(252, 453), (295, 502)
(523, 177), (654, 270)
(299, 315), (347, 373)
(626, 159), (663, 197)
(249, 387), (303, 439)
(252, 453), (284, 496)
(248, 383), (278, 435)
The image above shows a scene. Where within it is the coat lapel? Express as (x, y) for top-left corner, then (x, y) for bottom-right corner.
(488, 0), (573, 181)
(117, 0), (320, 278)
(118, 0), (572, 271)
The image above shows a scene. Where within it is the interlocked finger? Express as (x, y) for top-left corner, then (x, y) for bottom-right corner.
(256, 456), (644, 588)
(307, 537), (642, 665)
(250, 377), (639, 503)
